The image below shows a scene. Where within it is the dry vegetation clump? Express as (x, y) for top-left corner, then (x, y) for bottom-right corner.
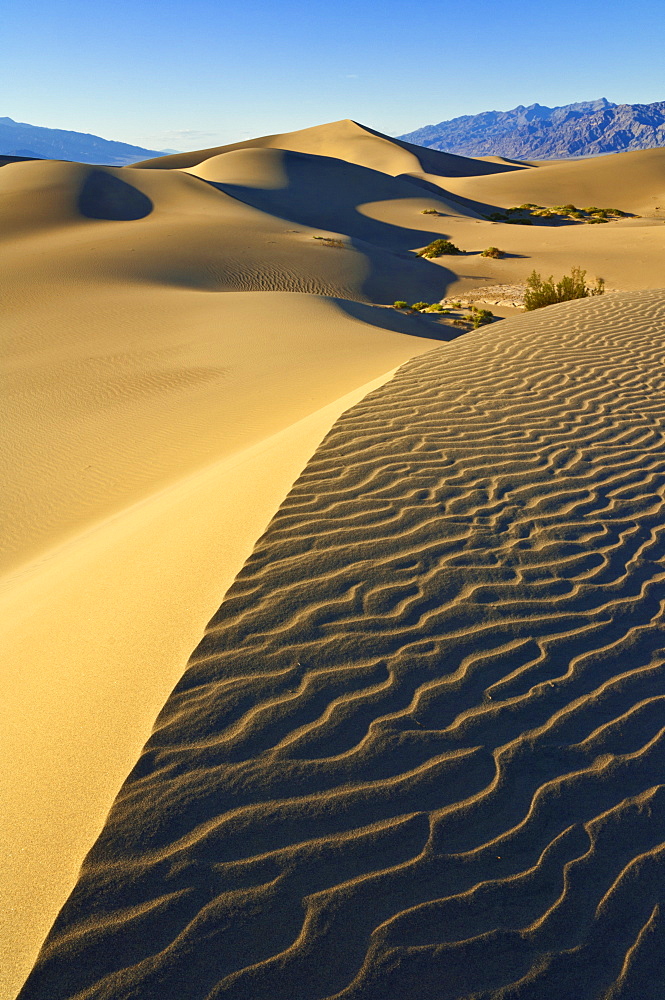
(421, 208), (443, 215)
(312, 236), (345, 247)
(524, 266), (605, 310)
(393, 300), (455, 318)
(484, 204), (631, 225)
(417, 239), (462, 258)
(480, 246), (505, 258)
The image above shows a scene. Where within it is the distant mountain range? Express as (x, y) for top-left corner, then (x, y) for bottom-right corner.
(0, 116), (170, 165)
(399, 98), (665, 159)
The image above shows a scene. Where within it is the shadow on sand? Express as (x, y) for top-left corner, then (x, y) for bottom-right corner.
(78, 170), (153, 221)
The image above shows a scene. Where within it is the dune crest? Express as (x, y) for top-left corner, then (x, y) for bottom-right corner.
(4, 117), (665, 998)
(19, 290), (665, 999)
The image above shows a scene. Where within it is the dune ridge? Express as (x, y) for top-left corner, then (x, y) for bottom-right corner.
(19, 289), (665, 999)
(2, 122), (463, 996)
(4, 117), (665, 996)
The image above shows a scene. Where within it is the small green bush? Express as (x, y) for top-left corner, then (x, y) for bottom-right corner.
(421, 208), (440, 215)
(519, 203), (541, 210)
(507, 218), (533, 225)
(480, 246), (504, 258)
(587, 218), (608, 224)
(410, 302), (431, 311)
(486, 212), (508, 222)
(524, 266), (605, 310)
(417, 239), (462, 258)
(393, 300), (408, 309)
(450, 300), (462, 308)
(426, 303), (446, 312)
(472, 309), (494, 328)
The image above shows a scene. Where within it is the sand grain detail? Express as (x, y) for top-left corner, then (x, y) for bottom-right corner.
(20, 290), (665, 999)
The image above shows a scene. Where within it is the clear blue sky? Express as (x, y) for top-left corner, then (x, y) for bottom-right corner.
(4, 0), (664, 151)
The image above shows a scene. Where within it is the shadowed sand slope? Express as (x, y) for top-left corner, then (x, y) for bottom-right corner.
(21, 289), (665, 1000)
(133, 118), (524, 180)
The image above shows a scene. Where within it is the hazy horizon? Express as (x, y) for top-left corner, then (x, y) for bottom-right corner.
(3, 0), (664, 152)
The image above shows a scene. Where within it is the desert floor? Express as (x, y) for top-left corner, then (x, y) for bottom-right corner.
(3, 120), (665, 998)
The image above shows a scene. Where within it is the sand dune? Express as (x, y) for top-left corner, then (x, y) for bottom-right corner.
(3, 119), (665, 998)
(19, 289), (665, 999)
(134, 118), (522, 180)
(1, 126), (456, 997)
(441, 145), (665, 217)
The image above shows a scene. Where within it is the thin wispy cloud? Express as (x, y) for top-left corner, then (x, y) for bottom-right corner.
(139, 129), (222, 143)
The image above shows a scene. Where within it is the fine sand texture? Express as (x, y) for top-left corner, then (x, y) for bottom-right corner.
(20, 289), (665, 999)
(2, 128), (461, 995)
(4, 118), (665, 997)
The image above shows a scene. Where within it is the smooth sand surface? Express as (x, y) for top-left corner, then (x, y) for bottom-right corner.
(21, 289), (665, 999)
(4, 119), (665, 998)
(0, 372), (401, 996)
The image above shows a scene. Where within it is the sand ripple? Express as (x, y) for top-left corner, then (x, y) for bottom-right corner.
(20, 290), (665, 999)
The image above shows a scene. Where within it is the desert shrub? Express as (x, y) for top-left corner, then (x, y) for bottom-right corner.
(486, 212), (508, 222)
(417, 239), (462, 258)
(531, 208), (556, 217)
(449, 300), (462, 308)
(480, 246), (504, 258)
(587, 218), (609, 224)
(421, 208), (440, 215)
(519, 203), (541, 210)
(410, 302), (431, 311)
(472, 309), (494, 328)
(426, 303), (446, 312)
(393, 300), (408, 309)
(524, 266), (605, 310)
(507, 218), (533, 225)
(569, 210), (585, 219)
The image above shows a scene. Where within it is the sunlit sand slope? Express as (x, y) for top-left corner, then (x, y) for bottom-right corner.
(2, 140), (457, 995)
(134, 118), (522, 180)
(440, 146), (665, 217)
(21, 289), (665, 999)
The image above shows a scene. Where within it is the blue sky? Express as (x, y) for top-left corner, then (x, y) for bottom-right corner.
(4, 0), (664, 151)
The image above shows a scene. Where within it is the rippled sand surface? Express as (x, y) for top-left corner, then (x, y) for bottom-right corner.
(20, 290), (665, 999)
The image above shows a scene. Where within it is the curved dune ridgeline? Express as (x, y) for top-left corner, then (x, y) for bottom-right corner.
(4, 117), (665, 998)
(20, 290), (665, 999)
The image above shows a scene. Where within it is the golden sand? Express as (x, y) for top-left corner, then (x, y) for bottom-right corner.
(3, 120), (665, 999)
